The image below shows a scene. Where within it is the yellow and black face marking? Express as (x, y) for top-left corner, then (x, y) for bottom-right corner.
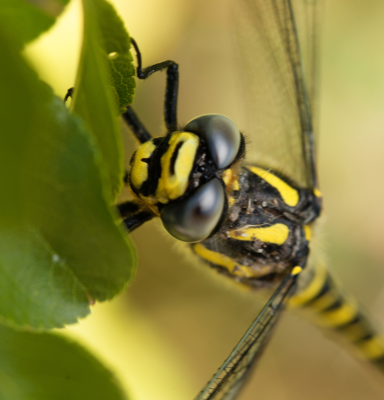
(130, 132), (200, 207)
(128, 114), (246, 242)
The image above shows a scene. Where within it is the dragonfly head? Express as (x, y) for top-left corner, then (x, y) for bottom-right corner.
(129, 114), (245, 242)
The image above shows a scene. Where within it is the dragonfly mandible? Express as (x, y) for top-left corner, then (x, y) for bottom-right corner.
(118, 0), (384, 398)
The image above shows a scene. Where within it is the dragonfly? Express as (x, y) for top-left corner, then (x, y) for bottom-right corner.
(118, 0), (384, 398)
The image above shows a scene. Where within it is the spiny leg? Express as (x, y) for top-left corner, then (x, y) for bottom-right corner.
(127, 37), (179, 133)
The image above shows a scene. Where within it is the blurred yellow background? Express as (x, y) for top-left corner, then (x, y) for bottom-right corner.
(25, 0), (384, 399)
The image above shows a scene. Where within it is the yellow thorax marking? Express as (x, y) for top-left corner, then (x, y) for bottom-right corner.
(313, 187), (322, 198)
(291, 266), (302, 276)
(233, 178), (239, 191)
(157, 132), (199, 203)
(228, 223), (289, 245)
(222, 168), (240, 191)
(130, 140), (156, 189)
(248, 166), (299, 207)
(193, 244), (271, 278)
(304, 225), (312, 241)
(222, 168), (232, 186)
(222, 168), (239, 208)
(228, 196), (236, 206)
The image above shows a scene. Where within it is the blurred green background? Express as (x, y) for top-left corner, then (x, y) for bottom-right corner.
(25, 0), (384, 399)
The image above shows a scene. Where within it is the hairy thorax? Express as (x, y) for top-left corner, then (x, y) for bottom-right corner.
(192, 166), (322, 289)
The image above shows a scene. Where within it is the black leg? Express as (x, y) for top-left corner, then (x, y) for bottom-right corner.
(123, 210), (154, 232)
(130, 38), (179, 132)
(123, 171), (129, 185)
(117, 201), (154, 232)
(122, 106), (152, 144)
(64, 87), (74, 103)
(65, 79), (152, 145)
(117, 201), (141, 216)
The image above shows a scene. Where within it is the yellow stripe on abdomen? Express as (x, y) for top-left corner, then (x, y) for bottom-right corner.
(292, 265), (384, 365)
(289, 264), (327, 307)
(357, 336), (384, 361)
(319, 299), (358, 328)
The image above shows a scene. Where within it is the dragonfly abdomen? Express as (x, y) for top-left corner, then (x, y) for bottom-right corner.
(290, 265), (384, 370)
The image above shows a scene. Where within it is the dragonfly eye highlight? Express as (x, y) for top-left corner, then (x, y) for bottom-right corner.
(160, 178), (225, 242)
(184, 114), (241, 169)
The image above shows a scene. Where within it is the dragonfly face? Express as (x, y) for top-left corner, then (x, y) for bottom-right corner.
(129, 114), (245, 242)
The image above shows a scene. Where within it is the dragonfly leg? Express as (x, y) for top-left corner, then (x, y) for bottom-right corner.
(117, 200), (154, 232)
(64, 87), (74, 103)
(130, 37), (179, 132)
(122, 105), (152, 144)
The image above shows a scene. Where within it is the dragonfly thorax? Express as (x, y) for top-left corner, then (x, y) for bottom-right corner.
(193, 166), (322, 289)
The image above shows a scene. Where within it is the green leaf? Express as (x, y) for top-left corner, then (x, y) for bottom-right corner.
(98, 0), (136, 110)
(0, 0), (70, 49)
(0, 324), (129, 400)
(0, 21), (135, 330)
(72, 0), (136, 200)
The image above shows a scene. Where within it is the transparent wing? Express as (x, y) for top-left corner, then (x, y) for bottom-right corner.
(292, 0), (319, 124)
(234, 0), (319, 189)
(194, 271), (300, 400)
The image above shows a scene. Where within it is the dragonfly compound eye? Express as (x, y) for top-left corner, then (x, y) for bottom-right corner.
(160, 178), (225, 242)
(184, 114), (241, 169)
